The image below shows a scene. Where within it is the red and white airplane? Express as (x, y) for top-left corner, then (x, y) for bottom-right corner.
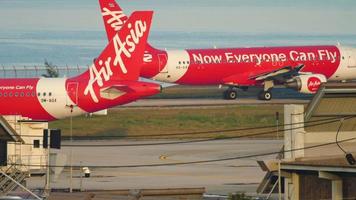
(99, 0), (356, 100)
(0, 11), (161, 121)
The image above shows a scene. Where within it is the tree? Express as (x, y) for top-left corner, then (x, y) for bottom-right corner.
(42, 59), (59, 78)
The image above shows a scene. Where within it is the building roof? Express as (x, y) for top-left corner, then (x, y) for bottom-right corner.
(281, 156), (356, 173)
(305, 82), (356, 120)
(257, 155), (356, 193)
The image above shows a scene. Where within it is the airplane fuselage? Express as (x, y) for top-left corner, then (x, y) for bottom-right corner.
(0, 77), (160, 121)
(141, 45), (356, 86)
(98, 0), (356, 100)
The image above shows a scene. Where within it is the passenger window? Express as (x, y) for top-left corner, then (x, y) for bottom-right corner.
(26, 92), (30, 97)
(49, 92), (52, 96)
(179, 61), (181, 64)
(38, 92), (41, 96)
(43, 92), (46, 96)
(187, 61), (190, 64)
(14, 92), (18, 97)
(9, 92), (13, 97)
(20, 92), (24, 97)
(0, 93), (2, 97)
(4, 93), (7, 97)
(32, 92), (36, 97)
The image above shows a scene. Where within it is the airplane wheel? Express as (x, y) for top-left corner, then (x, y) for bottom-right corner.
(224, 90), (237, 100)
(258, 91), (272, 101)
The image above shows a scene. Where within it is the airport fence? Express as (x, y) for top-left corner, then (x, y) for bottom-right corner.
(0, 65), (89, 78)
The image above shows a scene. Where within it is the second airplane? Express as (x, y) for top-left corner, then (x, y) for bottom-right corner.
(100, 0), (356, 100)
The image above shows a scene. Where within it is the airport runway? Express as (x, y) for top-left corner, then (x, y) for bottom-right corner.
(28, 139), (282, 195)
(118, 98), (309, 108)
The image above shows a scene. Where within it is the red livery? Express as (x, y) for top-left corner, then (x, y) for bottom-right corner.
(0, 11), (161, 121)
(100, 0), (356, 100)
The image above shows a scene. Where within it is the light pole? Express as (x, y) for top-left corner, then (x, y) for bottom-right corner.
(276, 112), (279, 139)
(44, 129), (50, 199)
(69, 105), (73, 193)
(278, 159), (282, 200)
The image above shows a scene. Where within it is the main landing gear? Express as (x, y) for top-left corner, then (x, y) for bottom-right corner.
(223, 86), (249, 100)
(223, 82), (274, 101)
(258, 80), (274, 101)
(224, 87), (238, 100)
(258, 90), (272, 101)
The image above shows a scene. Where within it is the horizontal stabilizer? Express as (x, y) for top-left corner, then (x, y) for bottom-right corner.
(100, 85), (135, 100)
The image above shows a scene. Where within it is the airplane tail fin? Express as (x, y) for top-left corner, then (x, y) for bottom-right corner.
(71, 11), (153, 103)
(99, 0), (162, 55)
(99, 0), (128, 41)
(94, 11), (152, 81)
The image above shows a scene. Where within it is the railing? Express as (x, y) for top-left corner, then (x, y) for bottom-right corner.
(0, 168), (40, 199)
(0, 65), (89, 78)
(8, 155), (46, 171)
(0, 157), (32, 196)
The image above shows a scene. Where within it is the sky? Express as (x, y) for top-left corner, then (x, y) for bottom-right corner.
(0, 0), (356, 34)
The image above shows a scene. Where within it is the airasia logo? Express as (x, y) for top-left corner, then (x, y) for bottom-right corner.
(307, 77), (321, 92)
(84, 20), (147, 103)
(102, 7), (127, 31)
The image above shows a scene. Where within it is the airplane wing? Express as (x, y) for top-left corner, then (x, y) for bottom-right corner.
(100, 85), (135, 100)
(249, 64), (305, 82)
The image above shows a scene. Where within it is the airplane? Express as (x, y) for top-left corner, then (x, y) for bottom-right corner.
(99, 0), (356, 101)
(0, 11), (161, 121)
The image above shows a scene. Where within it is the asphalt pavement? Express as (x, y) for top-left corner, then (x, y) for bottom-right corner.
(27, 139), (283, 195)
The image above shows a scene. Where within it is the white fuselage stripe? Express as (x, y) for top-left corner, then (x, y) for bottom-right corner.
(36, 78), (86, 119)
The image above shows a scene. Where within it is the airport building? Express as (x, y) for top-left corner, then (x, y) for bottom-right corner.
(0, 116), (48, 195)
(258, 83), (356, 200)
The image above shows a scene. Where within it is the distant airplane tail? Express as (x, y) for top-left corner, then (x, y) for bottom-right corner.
(70, 11), (153, 102)
(99, 0), (128, 41)
(99, 0), (163, 57)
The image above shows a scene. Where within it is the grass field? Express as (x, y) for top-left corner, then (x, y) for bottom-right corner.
(49, 105), (284, 139)
(48, 86), (315, 140)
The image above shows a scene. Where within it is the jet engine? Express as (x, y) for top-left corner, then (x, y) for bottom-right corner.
(285, 74), (327, 94)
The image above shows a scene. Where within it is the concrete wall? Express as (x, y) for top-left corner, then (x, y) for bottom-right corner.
(305, 131), (356, 158)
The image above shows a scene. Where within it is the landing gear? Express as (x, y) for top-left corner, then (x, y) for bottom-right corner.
(258, 90), (272, 101)
(224, 89), (237, 100)
(258, 80), (274, 101)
